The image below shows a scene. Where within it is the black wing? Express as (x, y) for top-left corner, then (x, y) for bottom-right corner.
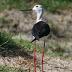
(32, 21), (50, 42)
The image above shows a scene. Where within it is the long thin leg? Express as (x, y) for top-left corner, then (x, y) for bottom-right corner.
(44, 39), (45, 48)
(34, 41), (36, 72)
(42, 39), (45, 72)
(42, 48), (44, 72)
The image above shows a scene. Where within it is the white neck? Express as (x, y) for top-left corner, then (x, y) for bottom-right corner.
(36, 11), (43, 23)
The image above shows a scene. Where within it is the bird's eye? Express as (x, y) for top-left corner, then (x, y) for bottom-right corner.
(36, 6), (38, 7)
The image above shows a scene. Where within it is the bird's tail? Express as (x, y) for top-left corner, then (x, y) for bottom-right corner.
(31, 38), (36, 43)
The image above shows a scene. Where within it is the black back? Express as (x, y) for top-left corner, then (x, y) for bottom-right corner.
(32, 21), (50, 42)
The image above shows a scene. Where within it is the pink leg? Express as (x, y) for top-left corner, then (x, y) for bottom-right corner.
(42, 48), (44, 72)
(34, 48), (36, 72)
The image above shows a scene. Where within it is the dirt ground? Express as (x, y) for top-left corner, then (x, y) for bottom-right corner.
(0, 53), (72, 72)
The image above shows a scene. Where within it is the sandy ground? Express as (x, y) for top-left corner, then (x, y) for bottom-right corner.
(0, 54), (72, 72)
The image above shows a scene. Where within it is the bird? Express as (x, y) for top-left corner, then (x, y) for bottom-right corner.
(31, 5), (50, 72)
(31, 5), (50, 43)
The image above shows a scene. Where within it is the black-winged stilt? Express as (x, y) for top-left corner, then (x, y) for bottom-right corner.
(31, 5), (50, 72)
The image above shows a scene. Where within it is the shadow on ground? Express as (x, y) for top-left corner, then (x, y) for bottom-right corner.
(0, 45), (33, 59)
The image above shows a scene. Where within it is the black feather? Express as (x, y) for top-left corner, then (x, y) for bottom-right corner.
(31, 21), (50, 42)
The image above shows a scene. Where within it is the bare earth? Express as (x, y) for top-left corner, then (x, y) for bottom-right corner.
(0, 54), (72, 72)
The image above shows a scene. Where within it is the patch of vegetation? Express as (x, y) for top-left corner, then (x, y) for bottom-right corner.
(0, 32), (16, 49)
(39, 0), (72, 12)
(13, 38), (42, 53)
(0, 31), (72, 58)
(0, 0), (29, 11)
(13, 37), (67, 57)
(47, 44), (65, 57)
(0, 32), (33, 58)
(14, 39), (34, 51)
(0, 32), (41, 57)
(0, 32), (19, 57)
(0, 0), (72, 12)
(0, 65), (27, 72)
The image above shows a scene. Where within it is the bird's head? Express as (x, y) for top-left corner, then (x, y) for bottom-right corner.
(32, 5), (43, 13)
